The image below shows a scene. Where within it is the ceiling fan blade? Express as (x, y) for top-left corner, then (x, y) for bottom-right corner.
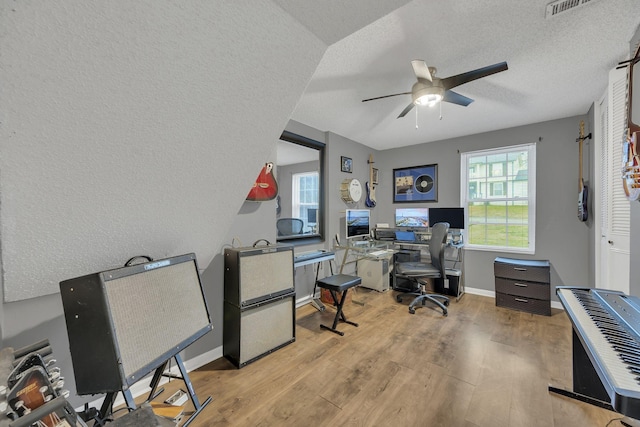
(411, 60), (432, 82)
(443, 90), (474, 106)
(397, 102), (415, 118)
(441, 61), (508, 90)
(362, 92), (411, 102)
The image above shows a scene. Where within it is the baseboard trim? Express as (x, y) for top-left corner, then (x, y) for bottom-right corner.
(296, 294), (313, 308)
(464, 286), (495, 298)
(79, 346), (223, 412)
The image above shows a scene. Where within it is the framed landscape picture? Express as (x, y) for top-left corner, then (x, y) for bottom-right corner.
(393, 164), (438, 203)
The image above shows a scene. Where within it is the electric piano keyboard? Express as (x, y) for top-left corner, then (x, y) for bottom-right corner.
(555, 287), (640, 418)
(293, 250), (334, 268)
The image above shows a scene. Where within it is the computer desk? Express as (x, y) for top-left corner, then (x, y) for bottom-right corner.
(331, 236), (465, 299)
(333, 241), (395, 272)
(328, 241), (396, 296)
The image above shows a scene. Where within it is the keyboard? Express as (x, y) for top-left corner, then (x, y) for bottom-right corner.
(294, 250), (328, 262)
(294, 250), (335, 267)
(556, 287), (640, 418)
(368, 250), (389, 257)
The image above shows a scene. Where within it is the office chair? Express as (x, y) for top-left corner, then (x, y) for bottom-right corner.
(276, 218), (304, 236)
(394, 222), (451, 316)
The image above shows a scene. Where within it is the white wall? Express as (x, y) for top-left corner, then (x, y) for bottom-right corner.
(0, 1), (326, 305)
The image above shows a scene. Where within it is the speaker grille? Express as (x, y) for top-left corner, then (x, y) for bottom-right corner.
(239, 297), (294, 364)
(104, 260), (210, 381)
(239, 250), (293, 303)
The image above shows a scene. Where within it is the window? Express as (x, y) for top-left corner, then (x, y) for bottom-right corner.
(461, 143), (536, 253)
(490, 162), (504, 177)
(292, 171), (319, 224)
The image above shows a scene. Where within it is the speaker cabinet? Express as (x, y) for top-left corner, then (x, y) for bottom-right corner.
(224, 244), (295, 368)
(59, 253), (213, 395)
(223, 293), (295, 368)
(224, 245), (294, 306)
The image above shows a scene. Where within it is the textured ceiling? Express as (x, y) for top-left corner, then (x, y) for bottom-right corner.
(290, 0), (640, 150)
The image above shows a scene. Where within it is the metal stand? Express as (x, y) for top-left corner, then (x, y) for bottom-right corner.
(294, 251), (336, 312)
(320, 287), (359, 336)
(547, 385), (640, 425)
(310, 298), (326, 311)
(547, 385), (614, 411)
(100, 354), (211, 426)
(310, 257), (333, 312)
(317, 274), (362, 336)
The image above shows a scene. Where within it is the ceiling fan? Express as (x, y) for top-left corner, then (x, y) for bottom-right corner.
(362, 60), (508, 118)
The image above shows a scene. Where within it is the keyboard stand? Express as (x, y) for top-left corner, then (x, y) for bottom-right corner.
(294, 251), (335, 312)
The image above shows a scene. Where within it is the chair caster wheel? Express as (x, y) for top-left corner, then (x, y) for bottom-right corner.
(396, 295), (403, 303)
(409, 307), (416, 314)
(442, 310), (448, 317)
(444, 300), (450, 307)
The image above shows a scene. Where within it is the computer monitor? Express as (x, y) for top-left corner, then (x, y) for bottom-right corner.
(395, 207), (429, 228)
(346, 209), (371, 239)
(307, 208), (317, 224)
(429, 207), (465, 229)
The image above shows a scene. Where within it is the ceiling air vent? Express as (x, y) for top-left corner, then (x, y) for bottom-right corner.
(545, 0), (599, 18)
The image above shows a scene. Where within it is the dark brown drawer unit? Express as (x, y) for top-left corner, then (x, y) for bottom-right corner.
(494, 257), (550, 316)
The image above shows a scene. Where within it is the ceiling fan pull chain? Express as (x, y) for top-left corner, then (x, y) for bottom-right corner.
(415, 106), (419, 129)
(439, 100), (443, 120)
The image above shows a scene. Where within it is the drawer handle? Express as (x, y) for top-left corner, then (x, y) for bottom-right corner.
(514, 283), (528, 287)
(515, 298), (529, 303)
(514, 267), (527, 271)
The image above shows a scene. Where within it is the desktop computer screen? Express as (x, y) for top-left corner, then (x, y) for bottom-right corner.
(395, 207), (429, 228)
(307, 208), (317, 224)
(429, 207), (465, 229)
(346, 209), (371, 239)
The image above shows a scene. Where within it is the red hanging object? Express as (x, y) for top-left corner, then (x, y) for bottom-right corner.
(246, 162), (278, 201)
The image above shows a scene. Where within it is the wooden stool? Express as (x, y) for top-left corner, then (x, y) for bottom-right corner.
(316, 274), (361, 336)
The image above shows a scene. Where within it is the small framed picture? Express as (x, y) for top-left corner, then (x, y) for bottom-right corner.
(341, 156), (353, 173)
(372, 168), (379, 184)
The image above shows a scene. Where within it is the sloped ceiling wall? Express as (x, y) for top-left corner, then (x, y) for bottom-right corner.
(0, 1), (319, 301)
(0, 1), (409, 301)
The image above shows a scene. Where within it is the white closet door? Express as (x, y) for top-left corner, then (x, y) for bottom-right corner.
(598, 67), (630, 293)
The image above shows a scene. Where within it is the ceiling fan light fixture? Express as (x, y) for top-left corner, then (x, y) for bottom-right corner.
(412, 82), (444, 107)
(415, 93), (442, 107)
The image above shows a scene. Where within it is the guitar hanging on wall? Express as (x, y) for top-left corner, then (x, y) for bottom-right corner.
(621, 41), (640, 201)
(365, 154), (376, 207)
(577, 120), (591, 222)
(246, 162), (278, 202)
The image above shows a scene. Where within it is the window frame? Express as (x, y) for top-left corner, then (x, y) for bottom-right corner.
(460, 143), (536, 254)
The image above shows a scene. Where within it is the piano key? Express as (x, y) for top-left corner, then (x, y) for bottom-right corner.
(557, 288), (640, 398)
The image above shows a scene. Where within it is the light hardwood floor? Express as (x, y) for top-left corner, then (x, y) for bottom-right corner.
(157, 289), (626, 427)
